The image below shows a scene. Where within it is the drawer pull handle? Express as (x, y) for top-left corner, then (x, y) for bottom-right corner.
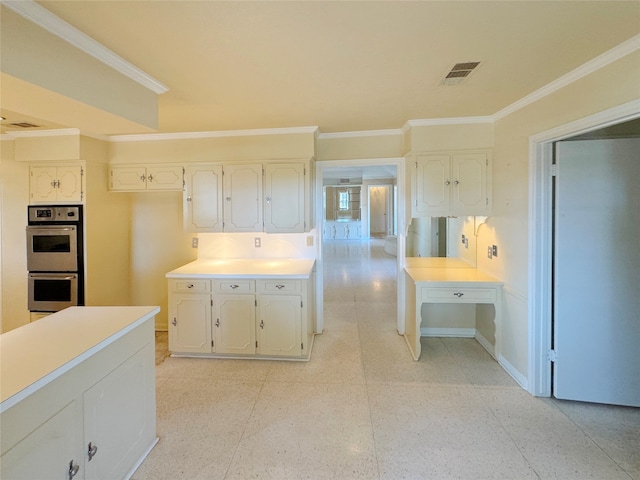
(68, 460), (80, 479)
(187, 283), (194, 288)
(230, 284), (239, 289)
(276, 284), (285, 289)
(87, 442), (98, 461)
(453, 292), (464, 297)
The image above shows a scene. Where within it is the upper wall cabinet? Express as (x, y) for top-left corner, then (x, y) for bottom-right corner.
(109, 165), (183, 191)
(184, 161), (310, 234)
(30, 164), (84, 204)
(264, 163), (307, 233)
(184, 165), (224, 232)
(411, 151), (491, 217)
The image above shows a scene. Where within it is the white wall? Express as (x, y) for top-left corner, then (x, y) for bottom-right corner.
(0, 139), (30, 332)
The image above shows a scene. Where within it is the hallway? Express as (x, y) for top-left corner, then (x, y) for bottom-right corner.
(136, 239), (639, 479)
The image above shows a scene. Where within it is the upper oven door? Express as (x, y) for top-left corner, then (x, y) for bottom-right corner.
(26, 225), (78, 272)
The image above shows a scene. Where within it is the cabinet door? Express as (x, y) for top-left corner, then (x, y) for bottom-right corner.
(451, 153), (488, 214)
(29, 166), (58, 203)
(0, 400), (82, 480)
(223, 164), (263, 232)
(214, 294), (256, 355)
(184, 165), (223, 232)
(413, 154), (450, 216)
(257, 295), (301, 357)
(83, 345), (155, 480)
(57, 166), (83, 202)
(169, 294), (212, 353)
(146, 165), (183, 191)
(110, 166), (146, 191)
(264, 163), (305, 233)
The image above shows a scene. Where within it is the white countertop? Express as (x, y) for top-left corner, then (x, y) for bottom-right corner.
(166, 258), (316, 279)
(0, 306), (160, 412)
(404, 257), (503, 285)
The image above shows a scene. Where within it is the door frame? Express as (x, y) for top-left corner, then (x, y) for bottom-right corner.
(527, 99), (640, 396)
(315, 157), (406, 334)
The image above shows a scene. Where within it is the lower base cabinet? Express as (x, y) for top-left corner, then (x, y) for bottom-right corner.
(169, 277), (313, 360)
(0, 320), (156, 480)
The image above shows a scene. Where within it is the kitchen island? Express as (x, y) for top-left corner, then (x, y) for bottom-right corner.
(166, 258), (316, 360)
(0, 306), (159, 480)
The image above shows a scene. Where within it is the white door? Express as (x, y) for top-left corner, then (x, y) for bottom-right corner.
(369, 185), (388, 236)
(553, 139), (640, 407)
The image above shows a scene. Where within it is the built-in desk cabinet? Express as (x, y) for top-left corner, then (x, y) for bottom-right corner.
(411, 151), (491, 217)
(30, 164), (84, 203)
(168, 277), (312, 359)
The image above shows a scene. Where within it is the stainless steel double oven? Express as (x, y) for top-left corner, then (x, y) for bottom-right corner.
(26, 205), (84, 312)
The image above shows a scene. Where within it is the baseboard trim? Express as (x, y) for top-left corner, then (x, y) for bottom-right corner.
(420, 327), (476, 337)
(474, 331), (496, 359)
(498, 354), (529, 390)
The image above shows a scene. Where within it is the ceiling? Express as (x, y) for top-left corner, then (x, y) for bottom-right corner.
(1, 1), (639, 137)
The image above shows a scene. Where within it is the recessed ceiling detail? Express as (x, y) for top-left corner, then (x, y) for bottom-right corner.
(441, 62), (481, 86)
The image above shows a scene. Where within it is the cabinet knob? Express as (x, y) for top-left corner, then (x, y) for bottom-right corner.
(445, 180), (451, 186)
(148, 174), (154, 182)
(276, 284), (285, 290)
(87, 442), (98, 461)
(215, 319), (220, 327)
(453, 292), (464, 297)
(454, 180), (460, 186)
(260, 320), (264, 329)
(230, 284), (239, 289)
(140, 175), (146, 182)
(226, 196), (231, 201)
(172, 318), (177, 326)
(187, 283), (194, 288)
(266, 196), (272, 203)
(68, 460), (80, 479)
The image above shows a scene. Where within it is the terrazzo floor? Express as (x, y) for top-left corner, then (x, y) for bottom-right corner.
(136, 239), (639, 480)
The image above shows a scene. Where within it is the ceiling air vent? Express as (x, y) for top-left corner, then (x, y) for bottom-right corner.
(441, 62), (481, 86)
(9, 122), (41, 128)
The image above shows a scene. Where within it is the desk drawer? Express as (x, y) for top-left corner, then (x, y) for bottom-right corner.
(170, 279), (211, 293)
(213, 279), (255, 293)
(256, 279), (301, 294)
(421, 287), (497, 303)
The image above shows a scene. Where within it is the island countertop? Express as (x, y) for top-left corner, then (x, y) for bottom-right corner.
(166, 258), (316, 279)
(0, 306), (160, 412)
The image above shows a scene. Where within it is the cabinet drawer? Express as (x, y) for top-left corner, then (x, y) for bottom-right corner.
(170, 279), (211, 293)
(213, 280), (255, 293)
(420, 287), (497, 303)
(256, 279), (301, 294)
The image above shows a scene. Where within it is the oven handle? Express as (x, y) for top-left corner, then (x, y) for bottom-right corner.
(29, 274), (77, 280)
(27, 226), (76, 231)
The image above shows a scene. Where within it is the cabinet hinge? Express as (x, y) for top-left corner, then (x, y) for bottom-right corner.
(300, 300), (303, 308)
(548, 349), (557, 362)
(550, 164), (558, 177)
(486, 158), (489, 166)
(301, 342), (304, 350)
(255, 300), (257, 307)
(486, 198), (489, 206)
(211, 299), (213, 306)
(256, 341), (258, 348)
(211, 340), (214, 347)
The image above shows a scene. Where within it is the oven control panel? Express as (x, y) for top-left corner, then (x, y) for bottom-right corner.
(28, 206), (82, 224)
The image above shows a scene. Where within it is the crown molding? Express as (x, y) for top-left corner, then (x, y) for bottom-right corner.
(3, 128), (80, 138)
(317, 129), (403, 140)
(2, 0), (169, 94)
(404, 116), (494, 130)
(493, 33), (640, 121)
(109, 126), (319, 142)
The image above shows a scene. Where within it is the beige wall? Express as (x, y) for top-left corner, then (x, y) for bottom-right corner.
(316, 132), (403, 160)
(476, 50), (640, 380)
(0, 139), (30, 332)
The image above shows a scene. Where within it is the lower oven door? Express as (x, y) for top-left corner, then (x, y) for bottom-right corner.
(28, 273), (79, 312)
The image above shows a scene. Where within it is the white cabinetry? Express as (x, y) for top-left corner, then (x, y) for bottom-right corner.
(30, 164), (84, 203)
(168, 276), (312, 360)
(264, 163), (307, 233)
(411, 151), (490, 217)
(0, 308), (157, 480)
(213, 280), (256, 355)
(109, 165), (183, 191)
(184, 161), (310, 233)
(323, 221), (362, 239)
(223, 164), (263, 232)
(168, 280), (212, 354)
(184, 165), (223, 232)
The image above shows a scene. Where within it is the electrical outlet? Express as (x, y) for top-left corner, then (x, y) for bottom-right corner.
(254, 237), (261, 248)
(464, 237), (469, 249)
(191, 237), (198, 248)
(461, 234), (466, 244)
(492, 245), (498, 257)
(306, 236), (314, 247)
(487, 246), (493, 259)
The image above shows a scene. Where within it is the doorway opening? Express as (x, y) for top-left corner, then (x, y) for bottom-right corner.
(528, 100), (640, 400)
(315, 158), (406, 334)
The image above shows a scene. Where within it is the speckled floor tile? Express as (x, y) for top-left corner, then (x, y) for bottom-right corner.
(368, 383), (538, 480)
(477, 388), (633, 479)
(225, 382), (379, 479)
